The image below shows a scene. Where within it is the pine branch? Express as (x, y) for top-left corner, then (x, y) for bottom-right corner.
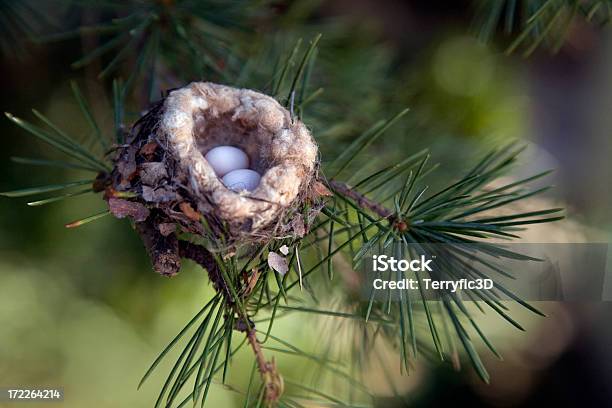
(328, 180), (394, 220)
(134, 219), (181, 277)
(247, 330), (283, 406)
(138, 230), (283, 404)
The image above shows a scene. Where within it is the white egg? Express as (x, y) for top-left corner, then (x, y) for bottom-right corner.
(222, 169), (261, 192)
(204, 146), (249, 177)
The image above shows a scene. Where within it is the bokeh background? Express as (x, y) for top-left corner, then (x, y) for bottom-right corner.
(1, 1), (612, 407)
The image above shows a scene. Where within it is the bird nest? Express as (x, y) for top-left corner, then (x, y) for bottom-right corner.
(106, 82), (326, 275)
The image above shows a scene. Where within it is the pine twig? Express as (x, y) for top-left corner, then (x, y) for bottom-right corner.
(328, 180), (409, 231)
(178, 241), (235, 304)
(328, 180), (393, 219)
(163, 238), (283, 405)
(134, 220), (181, 277)
(247, 329), (284, 405)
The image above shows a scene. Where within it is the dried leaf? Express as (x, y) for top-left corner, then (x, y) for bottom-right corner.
(179, 201), (201, 221)
(312, 181), (333, 197)
(222, 250), (236, 260)
(108, 198), (150, 222)
(268, 251), (288, 275)
(142, 186), (178, 202)
(243, 269), (260, 296)
(139, 141), (158, 158)
(158, 222), (176, 237)
(117, 145), (137, 180)
(139, 162), (168, 185)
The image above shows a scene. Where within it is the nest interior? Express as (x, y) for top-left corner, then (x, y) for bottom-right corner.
(193, 111), (271, 175)
(157, 82), (319, 234)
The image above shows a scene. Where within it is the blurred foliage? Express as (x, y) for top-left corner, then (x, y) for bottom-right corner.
(0, 0), (590, 407)
(473, 0), (612, 56)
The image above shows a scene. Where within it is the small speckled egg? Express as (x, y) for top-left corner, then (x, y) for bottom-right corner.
(204, 146), (249, 177)
(222, 169), (261, 192)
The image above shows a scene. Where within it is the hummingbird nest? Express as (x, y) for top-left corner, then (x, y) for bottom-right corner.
(106, 82), (325, 276)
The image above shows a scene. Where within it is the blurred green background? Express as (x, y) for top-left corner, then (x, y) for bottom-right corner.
(1, 1), (612, 407)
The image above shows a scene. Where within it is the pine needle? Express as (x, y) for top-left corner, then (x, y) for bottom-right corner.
(1, 179), (93, 198)
(27, 188), (93, 206)
(64, 210), (110, 228)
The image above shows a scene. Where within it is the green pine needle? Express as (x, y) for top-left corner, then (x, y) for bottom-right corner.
(0, 179), (93, 198)
(27, 188), (94, 206)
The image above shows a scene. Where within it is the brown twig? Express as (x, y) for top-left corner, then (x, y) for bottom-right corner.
(328, 180), (408, 231)
(178, 240), (235, 304)
(247, 330), (284, 405)
(328, 180), (393, 219)
(135, 220), (181, 276)
(179, 240), (283, 405)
